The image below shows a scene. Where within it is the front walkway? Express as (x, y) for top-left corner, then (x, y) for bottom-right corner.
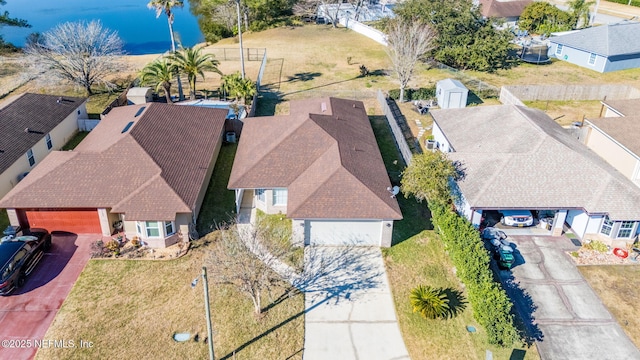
(301, 247), (409, 360)
(501, 235), (640, 360)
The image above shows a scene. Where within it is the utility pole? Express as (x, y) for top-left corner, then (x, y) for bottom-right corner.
(202, 267), (215, 360)
(236, 0), (246, 79)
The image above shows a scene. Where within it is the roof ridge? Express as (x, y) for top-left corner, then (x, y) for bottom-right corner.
(111, 172), (189, 212)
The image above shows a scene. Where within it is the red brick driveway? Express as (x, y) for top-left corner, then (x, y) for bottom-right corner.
(0, 232), (95, 360)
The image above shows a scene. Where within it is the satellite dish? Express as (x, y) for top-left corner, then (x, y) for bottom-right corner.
(388, 186), (400, 198)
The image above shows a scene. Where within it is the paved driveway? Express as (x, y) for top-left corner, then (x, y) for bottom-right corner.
(500, 235), (640, 360)
(302, 247), (409, 360)
(0, 233), (94, 360)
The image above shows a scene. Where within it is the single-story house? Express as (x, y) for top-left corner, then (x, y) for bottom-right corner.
(228, 97), (402, 247)
(430, 105), (640, 244)
(0, 93), (87, 199)
(583, 115), (640, 186)
(548, 21), (640, 73)
(478, 0), (532, 25)
(0, 103), (228, 248)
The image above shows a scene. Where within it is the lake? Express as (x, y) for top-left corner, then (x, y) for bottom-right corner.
(1, 0), (204, 55)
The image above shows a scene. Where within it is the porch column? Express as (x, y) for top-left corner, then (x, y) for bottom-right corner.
(98, 208), (111, 236)
(471, 209), (483, 228)
(552, 210), (568, 237)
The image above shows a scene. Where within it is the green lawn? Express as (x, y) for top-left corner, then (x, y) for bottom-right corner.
(61, 131), (89, 151)
(196, 143), (238, 236)
(37, 238), (304, 360)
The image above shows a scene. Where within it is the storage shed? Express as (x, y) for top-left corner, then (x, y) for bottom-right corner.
(126, 87), (153, 105)
(436, 79), (468, 109)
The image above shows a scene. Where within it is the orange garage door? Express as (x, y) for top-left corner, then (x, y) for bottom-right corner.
(25, 209), (101, 234)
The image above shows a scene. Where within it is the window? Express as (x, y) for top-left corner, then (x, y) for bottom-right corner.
(600, 216), (613, 236)
(26, 149), (35, 167)
(45, 134), (53, 150)
(617, 221), (635, 238)
(145, 221), (160, 237)
(556, 44), (563, 56)
(256, 189), (265, 202)
(136, 222), (142, 235)
(588, 53), (596, 65)
(272, 189), (287, 205)
(164, 221), (175, 236)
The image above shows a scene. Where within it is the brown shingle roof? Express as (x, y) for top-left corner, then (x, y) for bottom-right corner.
(0, 103), (227, 220)
(601, 99), (640, 117)
(586, 116), (640, 158)
(480, 0), (532, 18)
(0, 93), (86, 174)
(228, 97), (402, 220)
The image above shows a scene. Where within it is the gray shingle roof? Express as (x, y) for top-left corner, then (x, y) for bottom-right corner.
(550, 21), (640, 57)
(430, 105), (640, 220)
(601, 99), (640, 116)
(0, 93), (86, 174)
(586, 116), (640, 158)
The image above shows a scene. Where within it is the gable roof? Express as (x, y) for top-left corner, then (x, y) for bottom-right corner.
(0, 103), (227, 220)
(550, 21), (640, 57)
(430, 105), (640, 220)
(479, 0), (532, 19)
(228, 97), (402, 220)
(586, 116), (640, 158)
(0, 93), (86, 174)
(601, 99), (640, 116)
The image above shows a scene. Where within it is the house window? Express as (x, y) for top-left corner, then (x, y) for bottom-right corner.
(145, 221), (160, 237)
(26, 149), (35, 167)
(164, 221), (175, 236)
(588, 53), (596, 65)
(600, 216), (613, 236)
(45, 133), (53, 150)
(136, 222), (142, 235)
(556, 44), (563, 56)
(272, 188), (287, 206)
(256, 189), (265, 202)
(617, 221), (634, 238)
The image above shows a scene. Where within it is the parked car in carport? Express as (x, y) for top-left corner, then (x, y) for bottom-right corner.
(499, 210), (534, 227)
(0, 227), (52, 295)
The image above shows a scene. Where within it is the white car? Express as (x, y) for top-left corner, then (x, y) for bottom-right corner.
(499, 210), (534, 227)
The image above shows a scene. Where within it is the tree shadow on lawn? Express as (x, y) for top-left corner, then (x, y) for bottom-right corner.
(286, 72), (322, 83)
(443, 288), (468, 319)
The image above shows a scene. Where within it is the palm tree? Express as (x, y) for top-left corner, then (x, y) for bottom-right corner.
(139, 59), (175, 104)
(147, 0), (185, 100)
(410, 285), (450, 320)
(170, 46), (222, 100)
(567, 0), (595, 29)
(221, 72), (257, 104)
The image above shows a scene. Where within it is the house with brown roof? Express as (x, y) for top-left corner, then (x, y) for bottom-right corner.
(478, 0), (532, 24)
(0, 103), (227, 248)
(0, 93), (87, 199)
(431, 105), (640, 244)
(599, 98), (640, 117)
(228, 97), (402, 247)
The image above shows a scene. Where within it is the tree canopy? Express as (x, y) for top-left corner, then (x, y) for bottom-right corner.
(169, 46), (222, 100)
(400, 151), (459, 205)
(393, 0), (514, 72)
(140, 59), (176, 103)
(518, 2), (575, 35)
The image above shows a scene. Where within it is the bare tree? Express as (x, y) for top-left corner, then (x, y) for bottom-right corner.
(385, 18), (437, 103)
(25, 20), (123, 96)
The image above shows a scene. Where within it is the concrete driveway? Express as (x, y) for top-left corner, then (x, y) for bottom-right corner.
(301, 247), (409, 360)
(499, 235), (640, 360)
(0, 232), (94, 360)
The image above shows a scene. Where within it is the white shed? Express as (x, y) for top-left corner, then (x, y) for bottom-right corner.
(436, 79), (468, 109)
(126, 87), (153, 105)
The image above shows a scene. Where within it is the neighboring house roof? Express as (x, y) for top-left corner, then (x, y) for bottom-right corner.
(0, 103), (227, 220)
(587, 116), (640, 158)
(550, 21), (640, 57)
(601, 99), (640, 116)
(0, 93), (86, 174)
(431, 105), (640, 220)
(479, 0), (532, 19)
(228, 97), (402, 220)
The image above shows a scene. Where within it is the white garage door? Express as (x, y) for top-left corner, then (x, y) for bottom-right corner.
(306, 220), (382, 246)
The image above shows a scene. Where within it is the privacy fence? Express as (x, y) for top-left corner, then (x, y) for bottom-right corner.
(500, 84), (640, 104)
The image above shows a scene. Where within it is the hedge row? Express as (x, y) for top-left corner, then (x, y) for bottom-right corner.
(606, 0), (640, 7)
(388, 87), (436, 101)
(430, 203), (520, 346)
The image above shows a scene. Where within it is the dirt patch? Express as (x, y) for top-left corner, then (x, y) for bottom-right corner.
(569, 247), (640, 265)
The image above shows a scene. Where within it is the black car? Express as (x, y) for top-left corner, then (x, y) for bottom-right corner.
(0, 228), (51, 295)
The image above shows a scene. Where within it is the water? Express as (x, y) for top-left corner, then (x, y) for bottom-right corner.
(1, 0), (203, 55)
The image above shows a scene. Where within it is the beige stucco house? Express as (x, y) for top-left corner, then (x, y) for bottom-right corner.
(0, 93), (88, 199)
(228, 97), (402, 247)
(0, 103), (227, 248)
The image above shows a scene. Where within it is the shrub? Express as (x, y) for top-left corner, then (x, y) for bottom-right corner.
(131, 237), (141, 248)
(104, 239), (120, 255)
(359, 65), (369, 77)
(410, 285), (450, 319)
(388, 87), (436, 100)
(584, 240), (608, 253)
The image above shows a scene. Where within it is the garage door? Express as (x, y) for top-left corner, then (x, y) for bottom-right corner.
(25, 209), (101, 234)
(306, 220), (382, 246)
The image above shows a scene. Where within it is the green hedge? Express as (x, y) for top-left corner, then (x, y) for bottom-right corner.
(606, 0), (640, 7)
(388, 87), (436, 101)
(430, 203), (519, 346)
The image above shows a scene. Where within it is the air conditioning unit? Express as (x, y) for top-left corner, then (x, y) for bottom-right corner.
(17, 172), (29, 182)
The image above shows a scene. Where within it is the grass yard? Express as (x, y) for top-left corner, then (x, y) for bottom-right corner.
(196, 143), (238, 236)
(37, 237), (304, 360)
(579, 265), (640, 349)
(61, 131), (89, 151)
(523, 100), (604, 126)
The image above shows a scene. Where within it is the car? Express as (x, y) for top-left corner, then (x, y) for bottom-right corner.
(0, 228), (51, 295)
(499, 210), (534, 227)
